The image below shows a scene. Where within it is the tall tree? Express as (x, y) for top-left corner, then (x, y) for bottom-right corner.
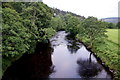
(82, 16), (107, 47)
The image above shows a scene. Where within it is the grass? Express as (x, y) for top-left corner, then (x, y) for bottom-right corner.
(92, 29), (119, 79)
(81, 29), (119, 79)
(106, 29), (118, 44)
(93, 40), (119, 79)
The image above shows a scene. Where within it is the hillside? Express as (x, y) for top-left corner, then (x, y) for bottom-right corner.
(101, 17), (120, 24)
(51, 8), (85, 20)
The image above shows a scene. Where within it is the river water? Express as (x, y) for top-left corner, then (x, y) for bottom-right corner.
(2, 31), (112, 80)
(49, 31), (112, 78)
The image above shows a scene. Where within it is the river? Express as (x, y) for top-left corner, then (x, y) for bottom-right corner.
(2, 31), (112, 80)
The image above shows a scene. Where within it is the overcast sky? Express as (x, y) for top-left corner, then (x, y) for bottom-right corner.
(43, 0), (119, 19)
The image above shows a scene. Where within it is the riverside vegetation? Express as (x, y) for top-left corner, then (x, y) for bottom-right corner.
(1, 2), (120, 79)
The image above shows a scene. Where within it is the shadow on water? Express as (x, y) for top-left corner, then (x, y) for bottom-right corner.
(2, 42), (54, 80)
(77, 53), (103, 78)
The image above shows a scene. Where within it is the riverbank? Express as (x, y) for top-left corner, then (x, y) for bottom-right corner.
(92, 40), (118, 79)
(78, 29), (119, 79)
(78, 39), (118, 79)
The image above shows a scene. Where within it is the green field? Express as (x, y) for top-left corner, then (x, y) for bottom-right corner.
(106, 29), (118, 44)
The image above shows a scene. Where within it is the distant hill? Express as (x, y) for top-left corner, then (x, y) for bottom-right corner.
(101, 17), (120, 24)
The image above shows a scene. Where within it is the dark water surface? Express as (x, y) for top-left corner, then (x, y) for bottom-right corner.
(2, 31), (112, 80)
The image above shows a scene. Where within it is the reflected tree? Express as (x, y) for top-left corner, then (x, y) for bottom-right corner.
(67, 39), (82, 54)
(77, 53), (102, 78)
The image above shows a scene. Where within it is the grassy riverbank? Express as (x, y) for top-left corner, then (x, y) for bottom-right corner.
(92, 29), (119, 79)
(77, 29), (119, 79)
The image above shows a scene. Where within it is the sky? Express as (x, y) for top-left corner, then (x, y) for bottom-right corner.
(43, 0), (119, 19)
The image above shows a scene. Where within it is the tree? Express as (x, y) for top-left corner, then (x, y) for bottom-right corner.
(116, 22), (120, 29)
(82, 16), (107, 47)
(2, 2), (55, 74)
(49, 15), (66, 31)
(106, 23), (116, 29)
(64, 14), (81, 37)
(21, 2), (53, 28)
(20, 2), (54, 53)
(2, 8), (31, 57)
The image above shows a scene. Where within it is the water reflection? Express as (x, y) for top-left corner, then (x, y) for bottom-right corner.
(2, 42), (54, 80)
(67, 39), (82, 54)
(77, 58), (102, 78)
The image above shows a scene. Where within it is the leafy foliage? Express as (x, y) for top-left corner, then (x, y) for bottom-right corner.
(49, 15), (66, 31)
(2, 2), (54, 57)
(64, 14), (81, 37)
(2, 8), (31, 57)
(2, 2), (55, 74)
(81, 17), (107, 47)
